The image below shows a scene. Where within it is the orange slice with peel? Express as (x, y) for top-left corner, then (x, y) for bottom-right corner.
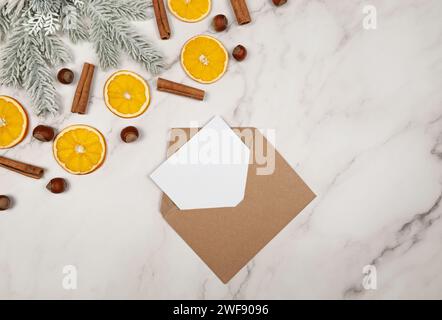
(53, 125), (106, 175)
(104, 70), (151, 119)
(181, 35), (228, 84)
(168, 0), (211, 23)
(0, 96), (28, 149)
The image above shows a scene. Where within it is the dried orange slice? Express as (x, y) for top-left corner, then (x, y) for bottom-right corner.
(181, 35), (228, 84)
(0, 96), (28, 149)
(104, 70), (150, 118)
(53, 125), (106, 175)
(168, 0), (211, 23)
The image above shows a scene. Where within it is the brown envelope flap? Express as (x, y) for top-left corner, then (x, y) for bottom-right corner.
(160, 128), (316, 283)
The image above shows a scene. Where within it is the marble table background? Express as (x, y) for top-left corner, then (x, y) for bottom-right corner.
(0, 0), (441, 299)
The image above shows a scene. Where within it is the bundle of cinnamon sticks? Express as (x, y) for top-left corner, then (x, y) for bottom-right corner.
(71, 62), (95, 114)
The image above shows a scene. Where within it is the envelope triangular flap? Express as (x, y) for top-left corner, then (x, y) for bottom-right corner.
(160, 127), (316, 283)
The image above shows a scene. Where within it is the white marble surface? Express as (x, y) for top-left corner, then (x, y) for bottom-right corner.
(1, 0), (442, 299)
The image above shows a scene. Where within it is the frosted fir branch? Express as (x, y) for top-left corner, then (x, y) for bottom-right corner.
(0, 20), (27, 88)
(1, 0), (27, 17)
(90, 17), (121, 69)
(0, 8), (10, 41)
(40, 33), (71, 66)
(24, 12), (45, 36)
(28, 0), (59, 13)
(115, 23), (165, 74)
(25, 11), (61, 36)
(85, 0), (164, 73)
(72, 0), (84, 8)
(43, 12), (60, 35)
(61, 3), (88, 42)
(67, 26), (89, 43)
(0, 19), (61, 115)
(61, 4), (79, 30)
(85, 0), (152, 21)
(23, 40), (58, 115)
(109, 0), (152, 21)
(61, 3), (89, 42)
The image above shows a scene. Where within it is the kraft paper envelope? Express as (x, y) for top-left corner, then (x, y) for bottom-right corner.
(158, 127), (316, 283)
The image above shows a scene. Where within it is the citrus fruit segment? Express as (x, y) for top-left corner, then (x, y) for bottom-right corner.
(181, 35), (228, 84)
(53, 125), (106, 175)
(0, 96), (28, 149)
(104, 70), (151, 118)
(168, 0), (211, 23)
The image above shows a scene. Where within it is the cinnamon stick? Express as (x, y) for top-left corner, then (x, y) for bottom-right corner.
(157, 78), (205, 101)
(71, 63), (90, 113)
(153, 0), (171, 40)
(230, 0), (252, 25)
(0, 156), (44, 179)
(76, 63), (95, 114)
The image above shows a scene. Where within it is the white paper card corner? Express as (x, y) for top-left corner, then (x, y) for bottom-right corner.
(151, 116), (250, 210)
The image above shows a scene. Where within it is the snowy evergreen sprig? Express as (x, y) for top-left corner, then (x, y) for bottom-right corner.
(0, 17), (70, 115)
(24, 38), (61, 115)
(61, 2), (88, 43)
(0, 0), (26, 17)
(0, 0), (163, 116)
(24, 11), (61, 36)
(85, 0), (164, 73)
(0, 7), (10, 41)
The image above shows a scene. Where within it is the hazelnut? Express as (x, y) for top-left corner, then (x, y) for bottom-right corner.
(272, 0), (287, 6)
(33, 125), (55, 142)
(57, 68), (75, 84)
(46, 178), (67, 194)
(0, 195), (11, 211)
(232, 45), (247, 61)
(121, 126), (139, 143)
(212, 14), (228, 32)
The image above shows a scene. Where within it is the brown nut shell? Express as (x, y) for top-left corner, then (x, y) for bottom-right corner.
(46, 178), (67, 194)
(233, 45), (248, 61)
(57, 68), (75, 84)
(121, 126), (139, 143)
(212, 14), (228, 32)
(272, 0), (288, 6)
(0, 195), (11, 211)
(33, 125), (55, 142)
